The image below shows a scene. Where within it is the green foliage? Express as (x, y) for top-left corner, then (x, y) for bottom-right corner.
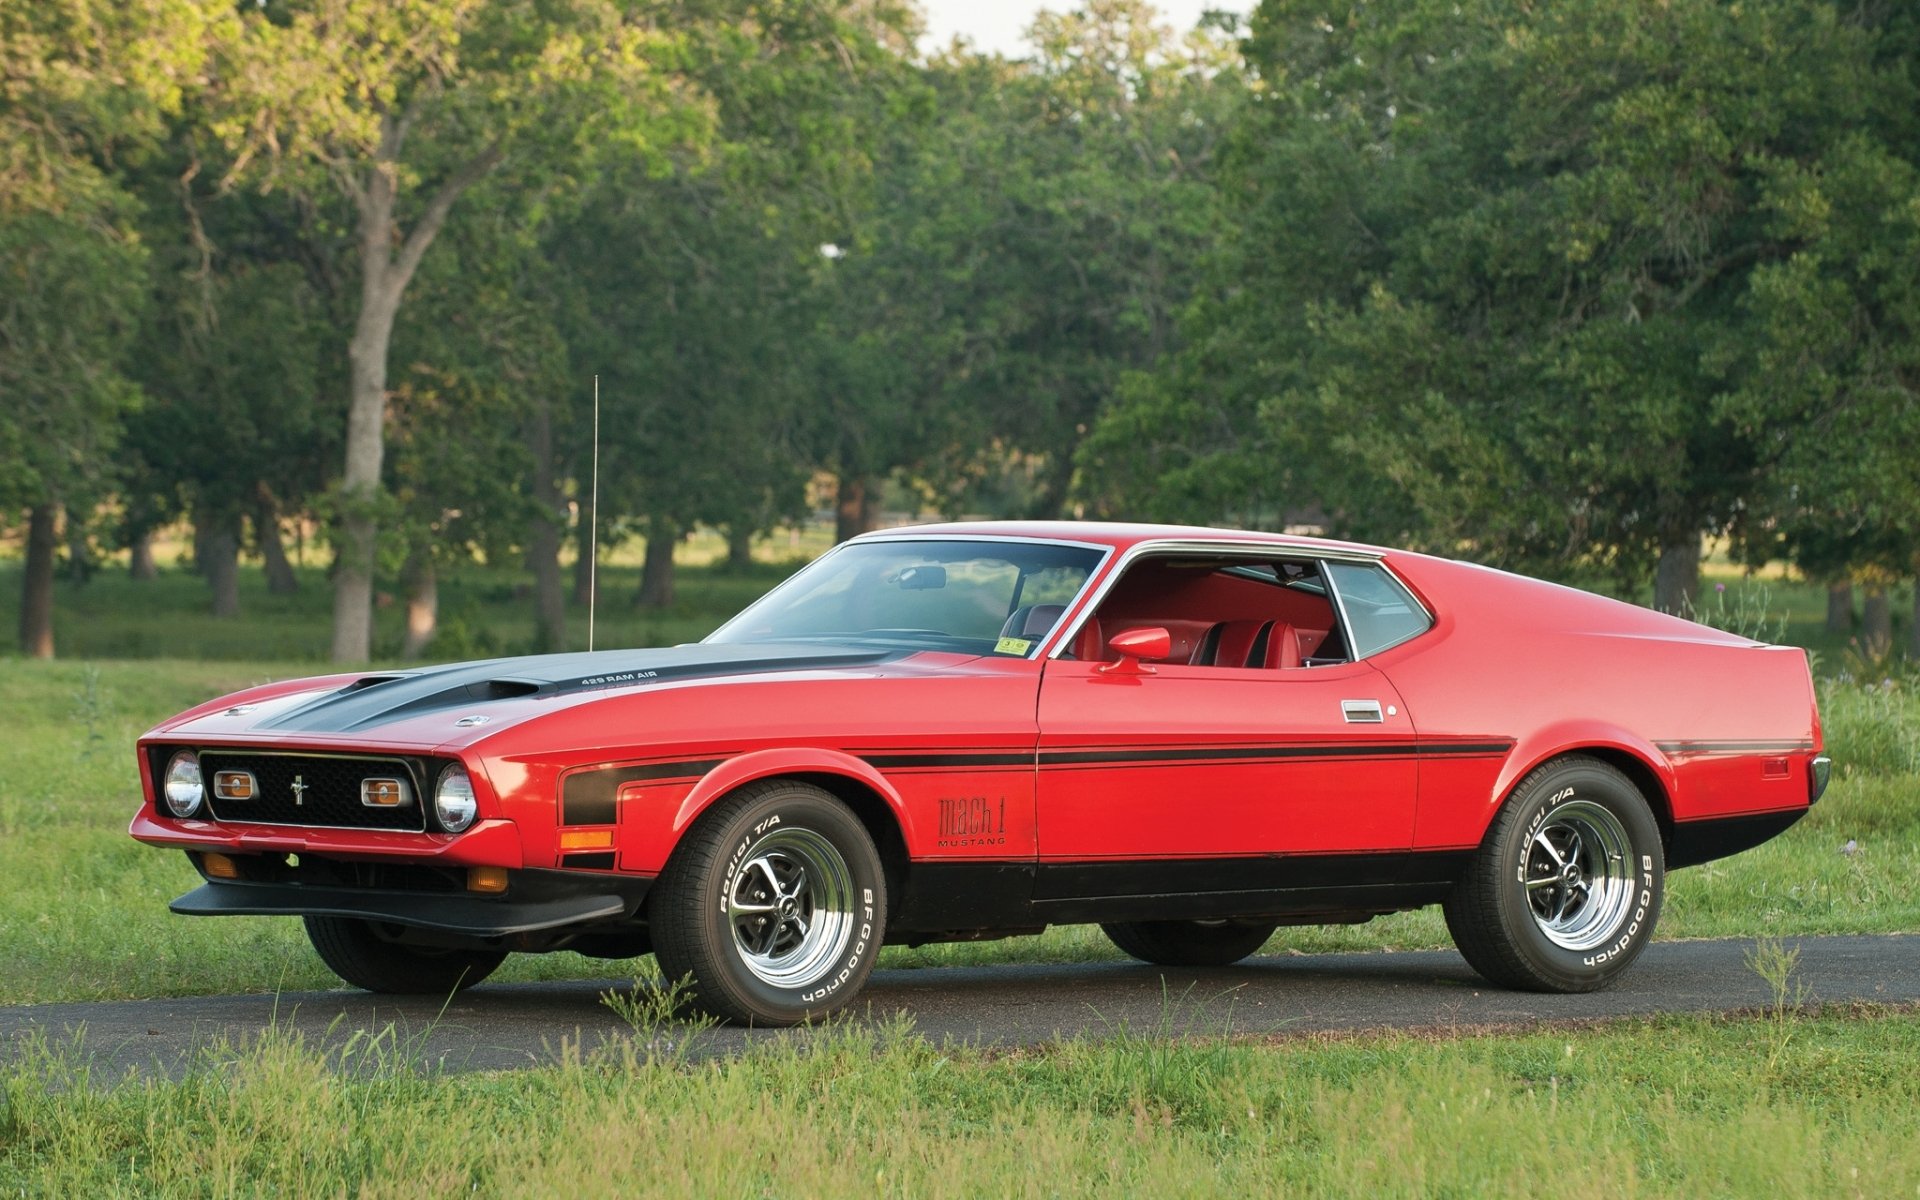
(1678, 583), (1789, 645)
(5, 1009), (1920, 1195)
(819, 1), (1245, 518)
(1088, 0), (1920, 601)
(6, 0), (1918, 654)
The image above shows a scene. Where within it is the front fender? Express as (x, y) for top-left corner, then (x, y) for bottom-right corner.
(670, 748), (913, 841)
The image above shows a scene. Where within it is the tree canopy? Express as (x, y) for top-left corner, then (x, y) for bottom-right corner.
(7, 0), (1918, 656)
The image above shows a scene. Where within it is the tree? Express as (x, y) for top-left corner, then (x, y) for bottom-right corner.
(1089, 0), (1896, 612)
(1, 0), (223, 655)
(214, 0), (712, 661)
(383, 193), (559, 656)
(544, 0), (913, 596)
(815, 2), (1243, 525)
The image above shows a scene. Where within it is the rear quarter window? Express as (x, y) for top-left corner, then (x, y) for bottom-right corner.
(1325, 562), (1432, 658)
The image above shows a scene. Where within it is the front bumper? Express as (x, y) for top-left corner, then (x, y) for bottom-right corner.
(130, 811), (524, 868)
(171, 867), (652, 937)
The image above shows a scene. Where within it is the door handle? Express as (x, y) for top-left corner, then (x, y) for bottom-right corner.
(1341, 699), (1384, 724)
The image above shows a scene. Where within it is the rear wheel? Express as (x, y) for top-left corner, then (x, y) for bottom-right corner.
(1444, 755), (1664, 992)
(302, 916), (506, 994)
(652, 780), (886, 1026)
(1102, 919), (1277, 967)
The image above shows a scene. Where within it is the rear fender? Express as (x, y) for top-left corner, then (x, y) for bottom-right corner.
(1494, 722), (1677, 828)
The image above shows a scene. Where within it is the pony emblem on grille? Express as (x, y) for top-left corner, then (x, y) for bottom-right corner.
(290, 774), (308, 806)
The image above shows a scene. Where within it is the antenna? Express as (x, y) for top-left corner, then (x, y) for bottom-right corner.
(588, 374), (601, 653)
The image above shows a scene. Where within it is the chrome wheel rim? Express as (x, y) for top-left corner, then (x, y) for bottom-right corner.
(1523, 799), (1635, 951)
(725, 827), (855, 988)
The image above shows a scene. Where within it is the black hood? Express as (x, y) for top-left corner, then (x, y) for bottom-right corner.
(254, 643), (897, 734)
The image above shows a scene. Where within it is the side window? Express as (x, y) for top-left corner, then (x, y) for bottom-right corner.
(1073, 555), (1343, 667)
(1324, 562), (1432, 658)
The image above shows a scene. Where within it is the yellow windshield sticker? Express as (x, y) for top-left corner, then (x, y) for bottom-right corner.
(995, 636), (1033, 656)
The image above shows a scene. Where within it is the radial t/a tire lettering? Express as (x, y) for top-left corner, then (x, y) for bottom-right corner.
(1102, 919), (1278, 967)
(1444, 755), (1664, 993)
(303, 916), (506, 994)
(651, 780), (887, 1027)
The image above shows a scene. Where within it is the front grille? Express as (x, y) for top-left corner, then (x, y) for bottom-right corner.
(199, 752), (428, 832)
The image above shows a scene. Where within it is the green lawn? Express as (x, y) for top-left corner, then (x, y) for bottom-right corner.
(4, 1005), (1918, 1196)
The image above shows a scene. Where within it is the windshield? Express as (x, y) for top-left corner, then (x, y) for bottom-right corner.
(706, 539), (1106, 658)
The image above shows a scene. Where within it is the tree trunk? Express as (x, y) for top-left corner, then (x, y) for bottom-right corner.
(329, 126), (503, 664)
(529, 394), (567, 653)
(637, 520), (678, 609)
(128, 527), (158, 581)
(1862, 585), (1892, 656)
(62, 505), (92, 584)
(1029, 449), (1077, 521)
(255, 500), (299, 595)
(331, 288), (395, 662)
(191, 519), (211, 577)
(1826, 581), (1854, 635)
(1912, 574), (1920, 659)
(401, 548), (437, 660)
(725, 524), (754, 572)
(1653, 535), (1699, 615)
(203, 513), (241, 618)
(18, 503), (56, 658)
(835, 475), (872, 543)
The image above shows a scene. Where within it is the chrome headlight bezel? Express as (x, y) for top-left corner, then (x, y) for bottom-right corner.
(163, 750), (205, 819)
(434, 764), (479, 833)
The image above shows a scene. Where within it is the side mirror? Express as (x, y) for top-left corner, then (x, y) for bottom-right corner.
(1097, 626), (1171, 676)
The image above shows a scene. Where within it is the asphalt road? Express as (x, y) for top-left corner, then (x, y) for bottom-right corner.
(3, 934), (1914, 1082)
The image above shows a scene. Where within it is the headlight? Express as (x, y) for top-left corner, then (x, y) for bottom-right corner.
(434, 765), (478, 833)
(163, 751), (204, 818)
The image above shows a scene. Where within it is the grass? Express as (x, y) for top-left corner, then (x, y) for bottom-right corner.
(0, 655), (1915, 1005)
(3, 1005), (1919, 1196)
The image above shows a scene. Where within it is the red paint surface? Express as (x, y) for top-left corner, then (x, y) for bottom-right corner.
(132, 522), (1822, 895)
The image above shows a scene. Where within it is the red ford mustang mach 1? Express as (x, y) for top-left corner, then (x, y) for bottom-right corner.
(131, 523), (1831, 1025)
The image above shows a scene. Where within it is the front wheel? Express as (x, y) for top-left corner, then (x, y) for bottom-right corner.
(303, 916), (506, 994)
(652, 781), (886, 1026)
(1444, 755), (1664, 993)
(1102, 919), (1278, 966)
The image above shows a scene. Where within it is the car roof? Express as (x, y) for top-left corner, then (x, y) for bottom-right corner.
(848, 520), (1390, 559)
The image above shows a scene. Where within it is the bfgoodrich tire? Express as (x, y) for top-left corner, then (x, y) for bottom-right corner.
(651, 780), (886, 1027)
(302, 916), (506, 994)
(1444, 755), (1664, 993)
(1102, 919), (1278, 967)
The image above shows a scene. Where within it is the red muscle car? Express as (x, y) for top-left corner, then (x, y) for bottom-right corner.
(131, 522), (1830, 1025)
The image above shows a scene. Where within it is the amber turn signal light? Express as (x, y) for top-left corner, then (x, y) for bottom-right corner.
(211, 770), (256, 801)
(202, 852), (240, 880)
(466, 867), (509, 894)
(558, 829), (616, 852)
(361, 777), (414, 808)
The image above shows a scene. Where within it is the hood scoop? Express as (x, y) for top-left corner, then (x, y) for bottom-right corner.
(248, 644), (896, 734)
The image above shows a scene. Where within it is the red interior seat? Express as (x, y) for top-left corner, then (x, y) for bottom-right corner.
(1069, 616), (1106, 661)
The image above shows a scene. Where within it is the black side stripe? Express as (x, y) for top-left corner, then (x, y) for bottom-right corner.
(1037, 742), (1510, 767)
(861, 752), (1035, 769)
(562, 759), (725, 825)
(1655, 740), (1816, 756)
(560, 739), (1518, 824)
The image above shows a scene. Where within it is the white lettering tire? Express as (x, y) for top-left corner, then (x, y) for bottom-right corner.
(1444, 755), (1665, 993)
(652, 780), (886, 1026)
